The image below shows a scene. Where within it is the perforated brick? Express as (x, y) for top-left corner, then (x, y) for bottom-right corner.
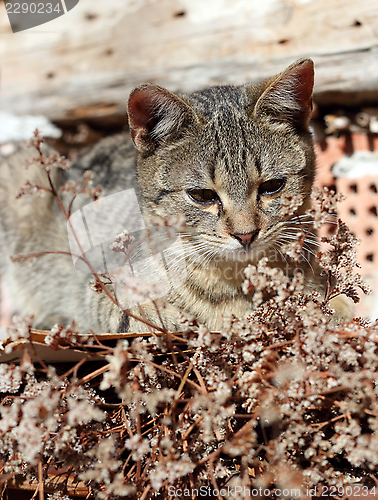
(336, 176), (378, 274)
(315, 133), (378, 317)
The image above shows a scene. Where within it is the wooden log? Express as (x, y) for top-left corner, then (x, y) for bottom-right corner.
(0, 0), (378, 124)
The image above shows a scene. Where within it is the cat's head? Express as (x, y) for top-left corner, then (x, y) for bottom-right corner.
(127, 58), (315, 262)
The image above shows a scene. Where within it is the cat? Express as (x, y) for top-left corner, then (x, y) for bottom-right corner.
(0, 58), (353, 334)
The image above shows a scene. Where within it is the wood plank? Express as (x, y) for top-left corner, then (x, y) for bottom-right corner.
(0, 0), (378, 123)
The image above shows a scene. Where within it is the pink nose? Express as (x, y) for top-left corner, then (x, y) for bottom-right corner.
(231, 231), (259, 248)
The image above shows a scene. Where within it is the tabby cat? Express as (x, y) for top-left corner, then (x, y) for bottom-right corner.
(0, 58), (352, 333)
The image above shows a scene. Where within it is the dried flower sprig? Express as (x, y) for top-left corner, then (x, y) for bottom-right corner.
(319, 219), (371, 304)
(61, 170), (102, 217)
(309, 186), (345, 229)
(280, 192), (304, 217)
(109, 230), (135, 254)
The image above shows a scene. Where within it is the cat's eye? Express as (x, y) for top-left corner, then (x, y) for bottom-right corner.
(258, 178), (286, 196)
(187, 189), (220, 205)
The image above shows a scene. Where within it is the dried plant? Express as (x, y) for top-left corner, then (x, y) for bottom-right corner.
(1, 132), (377, 500)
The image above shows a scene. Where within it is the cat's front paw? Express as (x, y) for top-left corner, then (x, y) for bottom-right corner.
(328, 294), (354, 324)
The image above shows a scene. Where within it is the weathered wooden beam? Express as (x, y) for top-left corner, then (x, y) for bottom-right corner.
(1, 0), (377, 124)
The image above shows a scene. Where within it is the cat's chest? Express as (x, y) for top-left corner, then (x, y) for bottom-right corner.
(165, 258), (253, 329)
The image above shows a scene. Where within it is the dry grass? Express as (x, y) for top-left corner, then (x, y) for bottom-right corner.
(0, 131), (377, 500)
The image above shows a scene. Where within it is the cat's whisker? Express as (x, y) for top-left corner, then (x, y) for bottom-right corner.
(282, 234), (322, 247)
(166, 248), (207, 267)
(283, 229), (318, 237)
(276, 236), (319, 259)
(287, 233), (320, 242)
(272, 242), (289, 267)
(276, 238), (315, 273)
(279, 232), (322, 244)
(292, 216), (338, 225)
(178, 245), (218, 272)
(168, 243), (215, 269)
(135, 246), (211, 281)
(277, 234), (321, 253)
(274, 228), (319, 243)
(299, 252), (314, 274)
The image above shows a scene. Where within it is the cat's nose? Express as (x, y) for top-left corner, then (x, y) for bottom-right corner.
(231, 230), (259, 249)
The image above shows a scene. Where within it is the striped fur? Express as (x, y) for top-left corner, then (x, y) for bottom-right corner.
(0, 59), (350, 333)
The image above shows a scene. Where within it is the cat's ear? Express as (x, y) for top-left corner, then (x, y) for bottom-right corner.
(253, 58), (314, 129)
(127, 84), (197, 153)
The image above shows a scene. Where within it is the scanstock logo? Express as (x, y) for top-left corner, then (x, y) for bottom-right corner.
(5, 0), (79, 32)
(67, 189), (187, 310)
